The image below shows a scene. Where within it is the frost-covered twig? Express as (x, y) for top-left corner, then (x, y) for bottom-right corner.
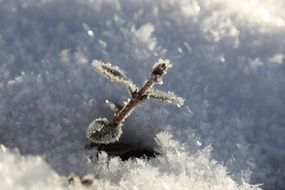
(91, 60), (137, 96)
(147, 89), (184, 107)
(86, 59), (184, 144)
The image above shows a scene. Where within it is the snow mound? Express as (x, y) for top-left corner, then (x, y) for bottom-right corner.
(0, 145), (65, 190)
(0, 133), (261, 190)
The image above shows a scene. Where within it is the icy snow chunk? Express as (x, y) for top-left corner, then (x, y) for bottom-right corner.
(0, 145), (65, 190)
(135, 23), (156, 50)
(268, 53), (284, 65)
(87, 30), (94, 37)
(180, 0), (200, 16)
(82, 23), (95, 38)
(83, 132), (261, 190)
(251, 58), (264, 67)
(7, 76), (23, 86)
(259, 7), (271, 22)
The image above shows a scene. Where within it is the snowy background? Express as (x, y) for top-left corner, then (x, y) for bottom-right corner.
(0, 0), (284, 189)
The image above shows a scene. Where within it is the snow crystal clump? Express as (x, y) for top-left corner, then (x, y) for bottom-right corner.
(1, 133), (261, 190)
(0, 145), (65, 190)
(85, 132), (261, 190)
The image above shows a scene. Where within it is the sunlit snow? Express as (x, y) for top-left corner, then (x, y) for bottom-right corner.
(0, 0), (284, 190)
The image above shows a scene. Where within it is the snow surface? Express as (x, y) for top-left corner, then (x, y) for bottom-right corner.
(0, 0), (284, 189)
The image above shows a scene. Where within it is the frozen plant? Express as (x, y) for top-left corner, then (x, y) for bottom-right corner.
(86, 59), (184, 144)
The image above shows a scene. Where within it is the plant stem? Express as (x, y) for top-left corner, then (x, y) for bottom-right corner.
(113, 62), (168, 126)
(113, 78), (155, 125)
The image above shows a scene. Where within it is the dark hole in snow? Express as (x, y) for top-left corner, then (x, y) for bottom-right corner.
(85, 141), (159, 161)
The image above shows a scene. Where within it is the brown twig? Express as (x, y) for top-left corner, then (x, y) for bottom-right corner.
(113, 62), (169, 126)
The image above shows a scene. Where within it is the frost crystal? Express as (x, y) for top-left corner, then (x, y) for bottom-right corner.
(148, 89), (185, 107)
(91, 60), (137, 94)
(105, 100), (120, 112)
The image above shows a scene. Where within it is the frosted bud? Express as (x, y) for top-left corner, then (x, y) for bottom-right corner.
(86, 118), (122, 144)
(151, 59), (172, 82)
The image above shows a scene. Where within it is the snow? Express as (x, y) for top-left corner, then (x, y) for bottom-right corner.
(0, 145), (65, 190)
(0, 0), (284, 189)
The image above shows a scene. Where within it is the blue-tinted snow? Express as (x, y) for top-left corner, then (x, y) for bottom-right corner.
(0, 0), (284, 189)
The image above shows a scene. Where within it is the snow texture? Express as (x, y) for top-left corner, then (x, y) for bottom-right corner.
(0, 0), (284, 189)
